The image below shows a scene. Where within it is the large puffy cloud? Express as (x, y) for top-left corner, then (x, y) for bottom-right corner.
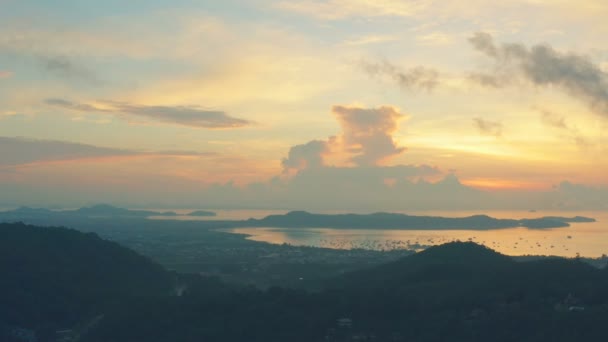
(264, 105), (483, 210)
(282, 105), (407, 171)
(45, 98), (251, 129)
(332, 105), (406, 166)
(281, 140), (328, 172)
(469, 32), (608, 118)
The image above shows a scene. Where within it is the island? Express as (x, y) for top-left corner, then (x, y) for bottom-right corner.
(0, 207), (595, 230)
(0, 204), (216, 219)
(244, 211), (596, 230)
(186, 210), (217, 217)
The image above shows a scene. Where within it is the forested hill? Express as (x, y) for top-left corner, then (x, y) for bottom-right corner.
(88, 242), (608, 342)
(330, 241), (602, 291)
(0, 222), (172, 340)
(4, 223), (608, 342)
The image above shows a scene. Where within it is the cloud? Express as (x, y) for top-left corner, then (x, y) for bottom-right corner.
(473, 117), (503, 137)
(45, 98), (107, 112)
(469, 32), (608, 118)
(0, 137), (131, 167)
(287, 164), (441, 194)
(539, 109), (588, 146)
(554, 181), (608, 210)
(45, 98), (251, 129)
(282, 105), (407, 170)
(0, 136), (213, 168)
(540, 110), (567, 129)
(282, 140), (328, 172)
(40, 55), (102, 86)
(0, 28), (101, 85)
(333, 105), (406, 166)
(469, 32), (499, 57)
(264, 105), (502, 210)
(0, 70), (12, 78)
(361, 60), (440, 91)
(202, 171), (486, 211)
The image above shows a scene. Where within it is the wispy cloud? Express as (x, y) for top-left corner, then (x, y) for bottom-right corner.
(0, 136), (214, 168)
(473, 117), (503, 137)
(361, 60), (440, 91)
(540, 110), (567, 129)
(0, 70), (13, 78)
(40, 55), (103, 86)
(469, 32), (608, 118)
(539, 109), (588, 146)
(45, 98), (251, 129)
(0, 27), (102, 85)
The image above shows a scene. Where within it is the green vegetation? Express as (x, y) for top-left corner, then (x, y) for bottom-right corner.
(3, 222), (608, 342)
(0, 222), (171, 341)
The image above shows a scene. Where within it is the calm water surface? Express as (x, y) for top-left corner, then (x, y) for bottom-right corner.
(221, 210), (608, 258)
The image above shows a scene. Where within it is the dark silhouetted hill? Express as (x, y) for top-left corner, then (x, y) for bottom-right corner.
(0, 222), (172, 338)
(0, 205), (220, 220)
(4, 223), (608, 342)
(72, 204), (178, 217)
(187, 210), (216, 216)
(246, 211), (594, 229)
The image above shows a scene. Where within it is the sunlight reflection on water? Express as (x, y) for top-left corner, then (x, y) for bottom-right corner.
(222, 210), (608, 258)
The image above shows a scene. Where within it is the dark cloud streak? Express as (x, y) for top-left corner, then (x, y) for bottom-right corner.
(40, 55), (103, 86)
(361, 60), (439, 91)
(45, 98), (251, 129)
(469, 32), (608, 118)
(45, 98), (108, 112)
(0, 136), (214, 168)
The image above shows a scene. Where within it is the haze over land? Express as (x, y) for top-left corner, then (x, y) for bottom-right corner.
(1, 1), (608, 211)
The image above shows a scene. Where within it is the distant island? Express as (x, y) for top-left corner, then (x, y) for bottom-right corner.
(244, 211), (596, 230)
(187, 210), (217, 217)
(0, 206), (595, 230)
(0, 204), (216, 219)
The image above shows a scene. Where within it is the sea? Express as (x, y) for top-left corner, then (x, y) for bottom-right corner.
(151, 209), (608, 258)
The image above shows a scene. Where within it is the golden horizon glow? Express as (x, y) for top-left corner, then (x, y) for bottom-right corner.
(1, 0), (607, 208)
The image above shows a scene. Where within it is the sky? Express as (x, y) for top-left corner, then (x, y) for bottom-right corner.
(1, 0), (608, 210)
